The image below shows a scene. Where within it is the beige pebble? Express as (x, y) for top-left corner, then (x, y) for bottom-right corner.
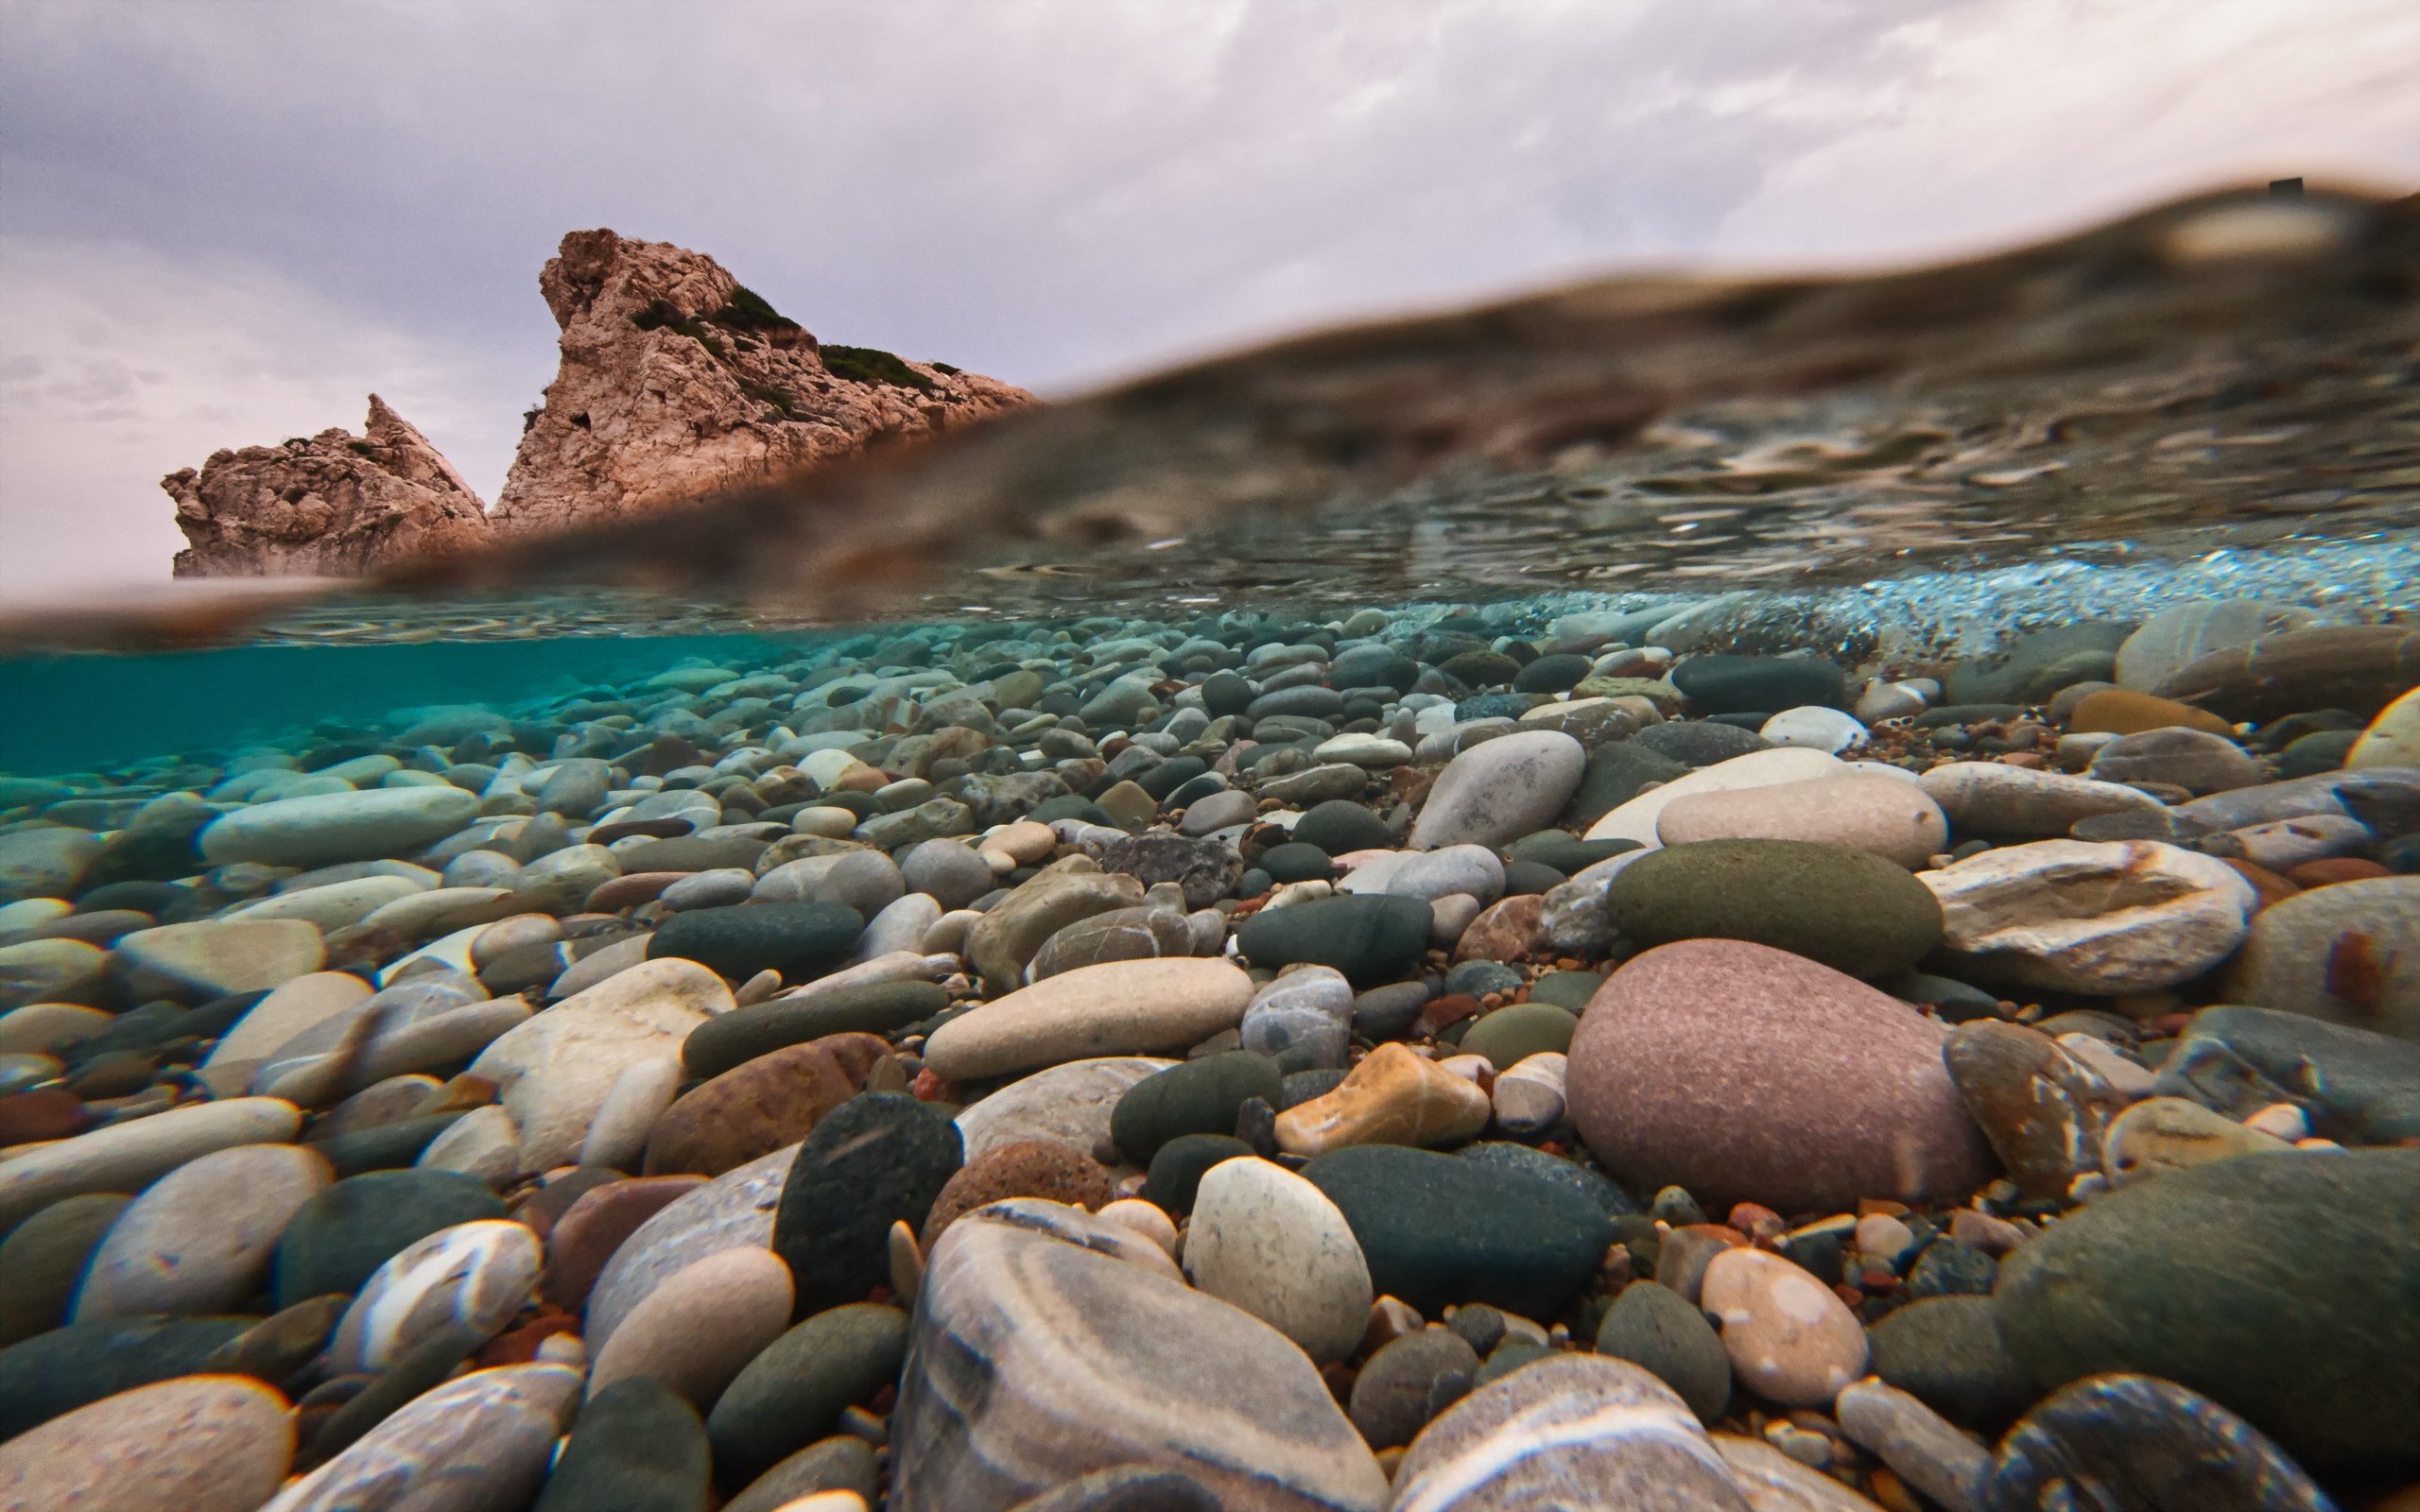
(1094, 1197), (1178, 1255)
(1701, 1246), (1869, 1407)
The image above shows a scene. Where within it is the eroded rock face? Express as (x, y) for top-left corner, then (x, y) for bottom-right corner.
(164, 396), (493, 576)
(490, 229), (1034, 534)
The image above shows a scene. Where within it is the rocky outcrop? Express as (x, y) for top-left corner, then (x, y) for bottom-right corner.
(164, 396), (493, 576)
(490, 229), (1034, 535)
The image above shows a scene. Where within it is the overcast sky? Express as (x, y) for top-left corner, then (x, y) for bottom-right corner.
(3, 0), (2415, 597)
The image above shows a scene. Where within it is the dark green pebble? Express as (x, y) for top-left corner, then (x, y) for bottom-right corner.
(1288, 799), (1394, 856)
(772, 1093), (962, 1315)
(1525, 971), (1604, 1012)
(1256, 843), (1336, 884)
(273, 1169), (506, 1308)
(1594, 1280), (1731, 1423)
(708, 1303), (909, 1486)
(648, 902), (863, 984)
(535, 1375), (711, 1512)
(1110, 1054), (1281, 1167)
(725, 1436), (881, 1512)
(1350, 1329), (1479, 1449)
(683, 980), (948, 1079)
(0, 1315), (251, 1439)
(305, 1112), (467, 1178)
(1867, 1296), (2035, 1432)
(1142, 1133), (1253, 1215)
(1236, 893), (1430, 988)
(1305, 1144), (1614, 1318)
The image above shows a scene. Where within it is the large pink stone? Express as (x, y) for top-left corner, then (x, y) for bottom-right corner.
(1567, 939), (1996, 1214)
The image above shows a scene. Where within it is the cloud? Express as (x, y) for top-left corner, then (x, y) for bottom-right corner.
(0, 0), (2413, 590)
(0, 234), (523, 594)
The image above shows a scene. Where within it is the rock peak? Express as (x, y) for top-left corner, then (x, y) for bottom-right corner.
(164, 395), (493, 577)
(490, 229), (1034, 535)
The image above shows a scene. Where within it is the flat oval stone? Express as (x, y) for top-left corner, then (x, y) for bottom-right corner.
(923, 958), (1255, 1080)
(0, 1374), (293, 1512)
(1607, 838), (1943, 979)
(1657, 772), (1949, 869)
(1350, 1328), (1479, 1450)
(199, 785), (480, 868)
(958, 1057), (1175, 1165)
(1387, 1352), (1746, 1512)
(725, 1436), (880, 1512)
(1408, 730), (1587, 850)
(648, 902), (865, 983)
(588, 1244), (795, 1408)
(1184, 1155), (1373, 1364)
(1567, 940), (1996, 1214)
(1234, 893), (1432, 988)
(1300, 1143), (1613, 1319)
(532, 1376), (711, 1512)
(2225, 875), (2420, 1040)
(1994, 1147), (2419, 1474)
(889, 1208), (1388, 1511)
(1918, 840), (2256, 995)
(1985, 1373), (2334, 1512)
(272, 1168), (507, 1309)
(1584, 747), (1846, 850)
(326, 1217), (541, 1373)
(262, 1362), (580, 1512)
(1109, 1052), (1283, 1165)
(708, 1302), (911, 1486)
(1700, 1246), (1869, 1408)
(74, 1143), (332, 1320)
(683, 980), (949, 1079)
(0, 1095), (303, 1232)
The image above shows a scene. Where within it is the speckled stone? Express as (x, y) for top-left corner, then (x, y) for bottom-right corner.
(73, 1142), (331, 1320)
(1606, 838), (1943, 979)
(1837, 1379), (1990, 1512)
(772, 1093), (964, 1314)
(1184, 1155), (1373, 1365)
(1700, 1246), (1869, 1408)
(921, 1140), (1114, 1246)
(890, 1208), (1387, 1511)
(1568, 940), (1996, 1213)
(925, 958), (1255, 1080)
(1386, 1352), (1745, 1511)
(0, 1095), (304, 1232)
(1944, 1021), (2129, 1202)
(0, 1374), (293, 1512)
(1868, 1297), (2036, 1433)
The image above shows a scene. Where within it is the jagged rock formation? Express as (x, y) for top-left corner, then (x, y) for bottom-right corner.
(490, 229), (1034, 535)
(164, 396), (494, 577)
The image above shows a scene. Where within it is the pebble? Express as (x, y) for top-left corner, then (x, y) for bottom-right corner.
(2347, 684), (2420, 768)
(923, 957), (1253, 1079)
(198, 784), (480, 868)
(469, 955), (731, 1170)
(648, 901), (864, 983)
(1238, 965), (1354, 1070)
(1994, 1147), (2417, 1472)
(1593, 1278), (1732, 1423)
(683, 980), (948, 1079)
(725, 1437), (880, 1512)
(325, 1217), (541, 1373)
(1985, 1373), (2336, 1512)
(261, 1362), (580, 1512)
(580, 1055), (684, 1170)
(958, 1055), (1174, 1164)
(1657, 771), (1948, 868)
(1917, 762), (2165, 838)
(1408, 730), (1586, 850)
(646, 1035), (882, 1177)
(1567, 940), (1996, 1213)
(1302, 1143), (1614, 1319)
(1699, 1246), (1868, 1407)
(0, 1094), (303, 1232)
(708, 1302), (911, 1486)
(888, 1204), (1386, 1511)
(1714, 1433), (1888, 1511)
(1607, 837), (1944, 978)
(1943, 1021), (2129, 1201)
(1489, 1051), (1567, 1134)
(585, 1143), (794, 1351)
(1868, 1295), (2035, 1431)
(1918, 839), (2256, 994)
(1584, 747), (1846, 848)
(74, 1142), (331, 1320)
(0, 1192), (129, 1345)
(1236, 892), (1433, 986)
(1386, 1352), (1744, 1510)
(2225, 875), (2420, 1039)
(920, 1138), (1114, 1244)
(531, 1376), (711, 1512)
(771, 1092), (963, 1314)
(587, 1243), (795, 1407)
(1837, 1380), (1989, 1512)
(1184, 1154), (1374, 1363)
(112, 917), (326, 1001)
(2087, 727), (2262, 794)
(1273, 1041), (1492, 1156)
(0, 1374), (294, 1512)
(2100, 1095), (2291, 1185)
(1760, 706), (1868, 752)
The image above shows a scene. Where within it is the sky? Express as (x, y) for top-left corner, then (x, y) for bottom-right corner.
(3, 0), (2415, 598)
